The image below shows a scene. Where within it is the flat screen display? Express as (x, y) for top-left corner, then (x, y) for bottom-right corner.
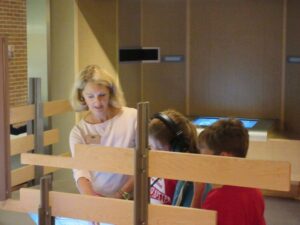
(192, 117), (258, 129)
(119, 47), (160, 62)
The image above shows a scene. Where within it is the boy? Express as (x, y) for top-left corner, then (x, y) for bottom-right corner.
(199, 119), (266, 225)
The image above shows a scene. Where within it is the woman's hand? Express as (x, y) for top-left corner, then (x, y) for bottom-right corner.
(113, 190), (123, 199)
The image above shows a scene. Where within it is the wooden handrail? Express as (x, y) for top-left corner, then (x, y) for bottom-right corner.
(10, 129), (59, 156)
(21, 145), (291, 191)
(10, 99), (72, 124)
(11, 188), (216, 225)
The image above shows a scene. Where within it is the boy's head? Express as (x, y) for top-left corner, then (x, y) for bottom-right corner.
(149, 109), (199, 153)
(198, 119), (249, 158)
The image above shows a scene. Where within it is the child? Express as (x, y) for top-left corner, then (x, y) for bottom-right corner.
(199, 119), (266, 225)
(149, 109), (211, 207)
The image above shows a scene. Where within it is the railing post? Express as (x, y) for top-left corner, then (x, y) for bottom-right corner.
(0, 37), (11, 201)
(28, 77), (45, 184)
(38, 175), (55, 225)
(134, 102), (149, 225)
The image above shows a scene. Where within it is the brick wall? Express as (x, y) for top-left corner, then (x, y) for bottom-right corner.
(0, 0), (27, 107)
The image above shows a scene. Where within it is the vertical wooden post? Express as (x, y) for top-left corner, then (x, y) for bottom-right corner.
(0, 37), (11, 200)
(38, 176), (54, 225)
(134, 102), (149, 225)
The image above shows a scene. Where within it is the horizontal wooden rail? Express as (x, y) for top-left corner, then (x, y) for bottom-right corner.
(12, 188), (215, 225)
(0, 199), (25, 212)
(21, 146), (133, 174)
(248, 139), (300, 182)
(10, 104), (35, 124)
(43, 99), (73, 117)
(149, 151), (290, 191)
(11, 152), (69, 187)
(21, 145), (291, 191)
(10, 100), (72, 124)
(10, 129), (59, 156)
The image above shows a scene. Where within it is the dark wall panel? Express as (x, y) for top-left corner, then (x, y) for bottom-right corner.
(118, 0), (142, 107)
(142, 0), (186, 114)
(189, 0), (283, 119)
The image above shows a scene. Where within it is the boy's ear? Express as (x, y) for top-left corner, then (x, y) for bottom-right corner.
(220, 151), (233, 157)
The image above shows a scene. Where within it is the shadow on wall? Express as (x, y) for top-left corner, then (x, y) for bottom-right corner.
(77, 0), (118, 76)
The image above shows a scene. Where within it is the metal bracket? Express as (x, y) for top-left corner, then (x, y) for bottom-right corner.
(28, 78), (44, 184)
(134, 102), (149, 225)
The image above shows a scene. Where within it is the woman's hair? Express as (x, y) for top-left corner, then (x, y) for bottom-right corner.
(70, 65), (126, 111)
(149, 109), (199, 153)
(198, 118), (249, 157)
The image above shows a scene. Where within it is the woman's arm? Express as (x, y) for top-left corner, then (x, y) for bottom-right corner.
(76, 177), (94, 195)
(76, 177), (102, 196)
(114, 176), (134, 199)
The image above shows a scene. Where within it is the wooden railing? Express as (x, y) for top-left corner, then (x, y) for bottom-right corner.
(0, 143), (290, 225)
(9, 100), (73, 188)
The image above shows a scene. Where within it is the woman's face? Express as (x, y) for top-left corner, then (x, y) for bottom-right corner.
(82, 82), (110, 117)
(149, 136), (170, 151)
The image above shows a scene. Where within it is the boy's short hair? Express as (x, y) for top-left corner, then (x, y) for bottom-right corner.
(199, 119), (249, 157)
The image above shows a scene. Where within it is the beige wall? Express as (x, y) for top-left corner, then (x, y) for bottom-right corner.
(77, 0), (118, 76)
(50, 0), (76, 155)
(285, 0), (300, 136)
(27, 0), (49, 102)
(50, 0), (120, 155)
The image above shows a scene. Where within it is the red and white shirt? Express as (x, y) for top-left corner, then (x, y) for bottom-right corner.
(150, 177), (177, 205)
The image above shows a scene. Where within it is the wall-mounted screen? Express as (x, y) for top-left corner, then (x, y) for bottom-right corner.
(119, 47), (160, 63)
(192, 117), (258, 129)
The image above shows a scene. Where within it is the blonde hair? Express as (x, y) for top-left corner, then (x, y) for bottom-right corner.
(70, 65), (126, 111)
(149, 109), (199, 153)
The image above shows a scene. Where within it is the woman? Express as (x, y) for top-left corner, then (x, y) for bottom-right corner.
(30, 65), (136, 225)
(69, 65), (136, 201)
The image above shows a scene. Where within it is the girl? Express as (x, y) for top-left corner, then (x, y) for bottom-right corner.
(149, 109), (211, 207)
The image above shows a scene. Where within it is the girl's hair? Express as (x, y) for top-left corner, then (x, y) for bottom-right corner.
(70, 65), (126, 111)
(149, 109), (199, 153)
(198, 119), (249, 157)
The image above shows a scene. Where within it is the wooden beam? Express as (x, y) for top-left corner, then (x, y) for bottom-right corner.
(22, 145), (134, 174)
(149, 151), (290, 191)
(21, 145), (291, 191)
(11, 166), (34, 187)
(10, 104), (35, 124)
(0, 199), (26, 212)
(248, 139), (300, 182)
(11, 152), (69, 187)
(16, 188), (216, 225)
(43, 99), (72, 117)
(10, 129), (59, 156)
(149, 203), (216, 225)
(10, 99), (72, 124)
